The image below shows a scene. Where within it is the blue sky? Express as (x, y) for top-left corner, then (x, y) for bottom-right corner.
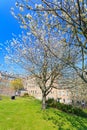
(0, 0), (23, 73)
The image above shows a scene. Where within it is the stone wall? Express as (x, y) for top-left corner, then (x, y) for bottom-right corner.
(0, 87), (15, 96)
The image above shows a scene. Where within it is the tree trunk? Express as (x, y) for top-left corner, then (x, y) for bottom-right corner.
(42, 93), (46, 110)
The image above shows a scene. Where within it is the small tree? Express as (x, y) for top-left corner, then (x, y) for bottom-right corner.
(10, 78), (24, 91)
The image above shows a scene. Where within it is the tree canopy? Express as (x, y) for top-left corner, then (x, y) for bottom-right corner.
(11, 0), (87, 82)
(10, 78), (24, 91)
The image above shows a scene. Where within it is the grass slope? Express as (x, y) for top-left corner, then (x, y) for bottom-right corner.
(0, 96), (87, 130)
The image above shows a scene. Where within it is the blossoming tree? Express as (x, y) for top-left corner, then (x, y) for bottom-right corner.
(12, 0), (87, 83)
(6, 13), (67, 109)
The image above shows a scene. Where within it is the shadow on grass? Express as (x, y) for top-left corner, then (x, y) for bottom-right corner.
(55, 110), (87, 130)
(43, 109), (87, 130)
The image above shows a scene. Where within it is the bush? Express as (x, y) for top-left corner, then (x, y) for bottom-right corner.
(57, 103), (73, 113)
(72, 107), (87, 117)
(23, 93), (29, 97)
(46, 98), (57, 108)
(46, 98), (87, 118)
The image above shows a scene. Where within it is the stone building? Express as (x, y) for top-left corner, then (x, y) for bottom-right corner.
(0, 72), (15, 96)
(23, 75), (87, 105)
(0, 87), (15, 96)
(69, 78), (87, 105)
(23, 76), (72, 104)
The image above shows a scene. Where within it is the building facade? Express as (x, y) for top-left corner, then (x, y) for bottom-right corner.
(23, 75), (87, 105)
(23, 76), (72, 104)
(0, 72), (15, 96)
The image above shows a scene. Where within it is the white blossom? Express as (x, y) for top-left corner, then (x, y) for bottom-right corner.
(20, 25), (27, 29)
(15, 2), (19, 7)
(35, 4), (43, 9)
(26, 13), (32, 19)
(19, 6), (24, 11)
(27, 32), (31, 35)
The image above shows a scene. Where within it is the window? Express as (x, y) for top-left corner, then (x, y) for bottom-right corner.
(63, 99), (65, 103)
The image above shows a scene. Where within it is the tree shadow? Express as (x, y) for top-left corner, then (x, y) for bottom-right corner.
(43, 109), (87, 130)
(54, 110), (87, 130)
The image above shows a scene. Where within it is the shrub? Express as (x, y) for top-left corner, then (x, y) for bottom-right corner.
(46, 98), (54, 104)
(72, 107), (87, 117)
(46, 98), (57, 108)
(46, 99), (87, 118)
(23, 93), (29, 97)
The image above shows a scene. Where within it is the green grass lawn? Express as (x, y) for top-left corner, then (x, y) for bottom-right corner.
(0, 96), (87, 130)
